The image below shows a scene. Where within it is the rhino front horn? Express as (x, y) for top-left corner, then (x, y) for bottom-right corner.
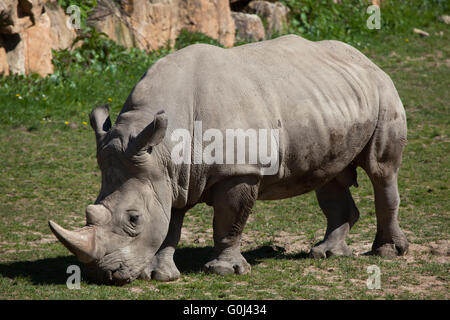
(48, 220), (100, 263)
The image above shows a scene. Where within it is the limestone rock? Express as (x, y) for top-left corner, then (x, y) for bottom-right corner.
(46, 2), (78, 50)
(22, 8), (54, 76)
(0, 0), (76, 76)
(231, 11), (265, 42)
(247, 1), (289, 38)
(88, 0), (235, 52)
(88, 0), (177, 51)
(3, 33), (26, 75)
(229, 0), (250, 12)
(178, 0), (235, 48)
(0, 0), (34, 34)
(0, 36), (10, 76)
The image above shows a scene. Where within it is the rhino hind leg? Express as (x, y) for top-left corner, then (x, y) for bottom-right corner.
(204, 176), (260, 275)
(367, 172), (408, 257)
(310, 175), (360, 258)
(140, 208), (187, 281)
(358, 94), (409, 257)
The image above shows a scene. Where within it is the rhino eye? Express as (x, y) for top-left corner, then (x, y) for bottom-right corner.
(129, 215), (139, 225)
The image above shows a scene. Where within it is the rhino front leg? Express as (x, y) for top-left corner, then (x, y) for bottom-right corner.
(140, 208), (186, 281)
(310, 177), (360, 258)
(204, 176), (259, 275)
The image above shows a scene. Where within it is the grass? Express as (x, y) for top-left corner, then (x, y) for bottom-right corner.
(0, 3), (449, 299)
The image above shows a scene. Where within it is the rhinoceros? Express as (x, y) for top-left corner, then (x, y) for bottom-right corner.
(48, 35), (408, 285)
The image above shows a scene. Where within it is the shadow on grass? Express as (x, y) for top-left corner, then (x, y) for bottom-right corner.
(0, 245), (310, 285)
(0, 255), (79, 285)
(175, 245), (310, 274)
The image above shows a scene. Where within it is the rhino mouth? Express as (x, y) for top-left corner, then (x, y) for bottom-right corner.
(81, 261), (116, 285)
(82, 261), (141, 285)
(82, 250), (153, 285)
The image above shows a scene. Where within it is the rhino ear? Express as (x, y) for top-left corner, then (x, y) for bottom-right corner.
(90, 104), (112, 145)
(127, 111), (168, 156)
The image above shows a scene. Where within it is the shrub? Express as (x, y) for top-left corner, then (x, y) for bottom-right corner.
(282, 0), (450, 45)
(174, 29), (222, 50)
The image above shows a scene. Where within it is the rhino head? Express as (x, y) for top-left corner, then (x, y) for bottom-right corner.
(49, 105), (172, 285)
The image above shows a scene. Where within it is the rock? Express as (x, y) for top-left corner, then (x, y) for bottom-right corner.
(178, 0), (235, 48)
(46, 2), (78, 50)
(1, 0), (237, 76)
(230, 0), (251, 12)
(413, 28), (430, 37)
(247, 1), (289, 38)
(231, 12), (265, 42)
(3, 33), (25, 74)
(87, 0), (151, 50)
(0, 0), (33, 34)
(88, 0), (235, 52)
(0, 0), (76, 76)
(438, 15), (450, 25)
(0, 36), (10, 76)
(22, 8), (54, 76)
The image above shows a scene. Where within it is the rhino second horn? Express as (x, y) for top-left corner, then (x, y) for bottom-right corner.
(86, 204), (111, 225)
(48, 220), (99, 263)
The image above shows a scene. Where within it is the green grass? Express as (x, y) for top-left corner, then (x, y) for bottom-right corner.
(283, 0), (449, 45)
(0, 3), (449, 299)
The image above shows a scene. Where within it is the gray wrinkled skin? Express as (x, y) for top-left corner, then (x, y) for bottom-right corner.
(49, 35), (408, 285)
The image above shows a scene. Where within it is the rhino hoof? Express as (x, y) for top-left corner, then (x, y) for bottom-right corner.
(151, 268), (181, 282)
(371, 242), (409, 258)
(139, 259), (181, 282)
(309, 241), (353, 259)
(204, 256), (251, 276)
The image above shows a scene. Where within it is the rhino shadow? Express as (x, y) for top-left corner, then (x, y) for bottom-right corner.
(175, 245), (310, 274)
(0, 255), (80, 285)
(0, 245), (309, 285)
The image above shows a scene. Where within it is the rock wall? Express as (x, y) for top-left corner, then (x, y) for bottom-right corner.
(232, 12), (265, 42)
(0, 0), (76, 76)
(247, 1), (290, 38)
(0, 0), (291, 76)
(88, 0), (235, 51)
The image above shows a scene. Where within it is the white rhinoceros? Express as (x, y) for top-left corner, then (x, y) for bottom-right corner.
(49, 35), (408, 285)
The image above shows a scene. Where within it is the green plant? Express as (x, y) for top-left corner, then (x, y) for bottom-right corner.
(57, 0), (98, 30)
(174, 29), (222, 50)
(282, 0), (450, 46)
(0, 28), (169, 127)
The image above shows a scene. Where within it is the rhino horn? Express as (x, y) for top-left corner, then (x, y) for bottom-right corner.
(48, 220), (100, 263)
(90, 104), (112, 145)
(86, 204), (111, 226)
(127, 111), (168, 156)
